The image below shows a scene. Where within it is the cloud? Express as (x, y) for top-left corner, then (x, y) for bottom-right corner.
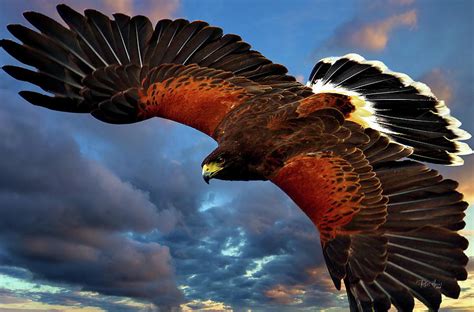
(265, 284), (305, 304)
(389, 0), (415, 5)
(336, 10), (417, 52)
(149, 180), (339, 310)
(453, 163), (474, 205)
(181, 299), (232, 311)
(295, 75), (305, 84)
(356, 10), (416, 51)
(0, 0), (180, 26)
(419, 68), (453, 103)
(0, 89), (184, 308)
(128, 0), (180, 22)
(264, 265), (342, 307)
(0, 266), (161, 311)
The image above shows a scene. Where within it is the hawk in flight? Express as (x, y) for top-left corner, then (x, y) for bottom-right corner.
(1, 4), (472, 311)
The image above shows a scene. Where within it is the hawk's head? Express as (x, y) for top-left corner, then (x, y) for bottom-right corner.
(201, 145), (264, 183)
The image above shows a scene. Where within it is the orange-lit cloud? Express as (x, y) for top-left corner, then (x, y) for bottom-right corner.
(443, 161), (474, 205)
(2, 0), (180, 25)
(264, 266), (335, 305)
(265, 284), (306, 304)
(389, 0), (416, 5)
(420, 68), (454, 103)
(456, 163), (474, 205)
(295, 75), (305, 84)
(181, 299), (232, 311)
(98, 0), (181, 21)
(142, 0), (181, 22)
(348, 10), (417, 51)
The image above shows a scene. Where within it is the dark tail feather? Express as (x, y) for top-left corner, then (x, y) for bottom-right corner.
(307, 54), (472, 165)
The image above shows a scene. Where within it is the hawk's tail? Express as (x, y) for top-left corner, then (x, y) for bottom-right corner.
(307, 54), (472, 165)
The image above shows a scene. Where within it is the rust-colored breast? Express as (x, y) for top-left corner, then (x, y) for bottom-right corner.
(138, 76), (251, 136)
(271, 154), (363, 243)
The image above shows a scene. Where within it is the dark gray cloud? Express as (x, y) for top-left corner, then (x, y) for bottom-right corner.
(147, 181), (336, 310)
(0, 86), (184, 309)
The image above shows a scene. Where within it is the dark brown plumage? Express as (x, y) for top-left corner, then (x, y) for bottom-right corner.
(1, 5), (472, 311)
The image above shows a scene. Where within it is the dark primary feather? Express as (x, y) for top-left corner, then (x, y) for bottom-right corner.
(160, 21), (207, 64)
(0, 38), (83, 83)
(23, 10), (97, 70)
(174, 26), (223, 64)
(84, 9), (123, 65)
(57, 4), (111, 67)
(3, 65), (82, 96)
(128, 16), (153, 66)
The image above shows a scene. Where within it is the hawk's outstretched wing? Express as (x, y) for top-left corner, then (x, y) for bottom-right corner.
(270, 123), (468, 311)
(1, 4), (311, 136)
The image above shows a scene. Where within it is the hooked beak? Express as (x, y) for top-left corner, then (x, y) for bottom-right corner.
(203, 173), (210, 184)
(202, 163), (223, 184)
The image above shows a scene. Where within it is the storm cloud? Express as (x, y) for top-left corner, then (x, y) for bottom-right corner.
(0, 88), (184, 308)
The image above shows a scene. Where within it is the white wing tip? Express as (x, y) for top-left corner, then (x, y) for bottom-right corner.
(450, 127), (472, 140)
(448, 154), (465, 166)
(455, 141), (473, 156)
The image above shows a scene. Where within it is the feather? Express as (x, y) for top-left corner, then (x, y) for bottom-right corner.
(148, 19), (188, 66)
(0, 39), (83, 86)
(19, 91), (89, 112)
(143, 19), (172, 64)
(7, 24), (86, 77)
(23, 11), (97, 71)
(175, 26), (223, 64)
(161, 21), (208, 64)
(3, 65), (82, 95)
(128, 16), (153, 66)
(57, 4), (109, 66)
(200, 41), (251, 67)
(188, 33), (240, 64)
(85, 9), (122, 64)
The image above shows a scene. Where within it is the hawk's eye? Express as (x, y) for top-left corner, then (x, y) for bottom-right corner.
(215, 156), (224, 163)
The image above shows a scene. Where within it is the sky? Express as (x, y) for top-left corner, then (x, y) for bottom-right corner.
(0, 0), (473, 311)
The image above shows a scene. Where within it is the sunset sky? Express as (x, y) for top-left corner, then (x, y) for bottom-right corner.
(0, 0), (473, 311)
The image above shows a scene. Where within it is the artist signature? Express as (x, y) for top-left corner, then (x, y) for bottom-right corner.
(417, 279), (442, 289)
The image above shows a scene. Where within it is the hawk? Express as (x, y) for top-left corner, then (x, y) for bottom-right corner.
(1, 4), (472, 311)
